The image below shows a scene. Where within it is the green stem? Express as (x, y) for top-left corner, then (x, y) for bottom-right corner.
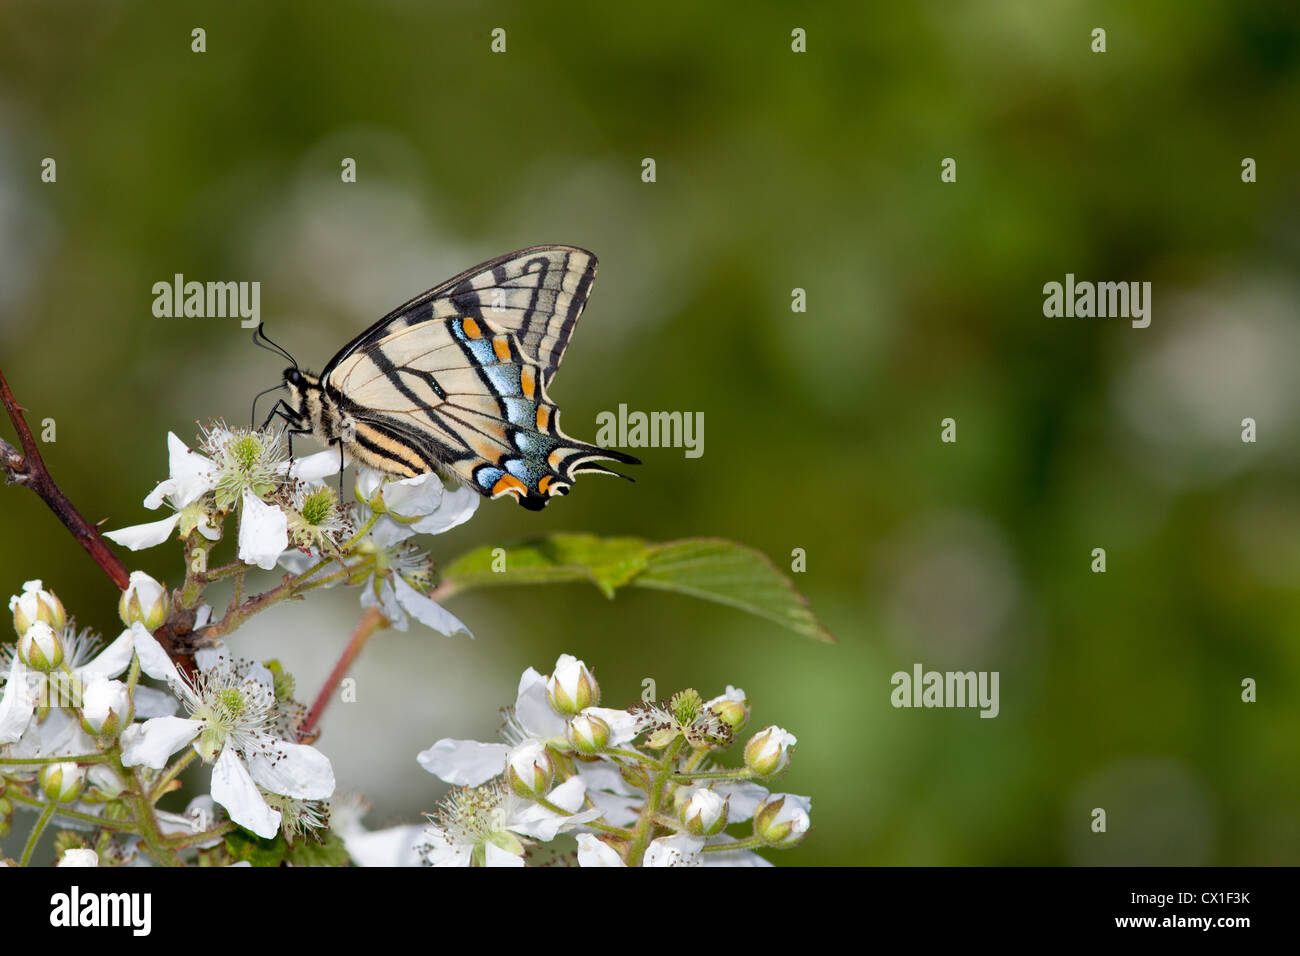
(625, 737), (682, 866)
(701, 835), (770, 852)
(20, 801), (57, 866)
(670, 768), (756, 783)
(150, 749), (198, 803)
(0, 751), (119, 766)
(163, 820), (235, 848)
(6, 790), (135, 831)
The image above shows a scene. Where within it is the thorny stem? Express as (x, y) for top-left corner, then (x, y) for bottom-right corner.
(0, 369), (131, 590)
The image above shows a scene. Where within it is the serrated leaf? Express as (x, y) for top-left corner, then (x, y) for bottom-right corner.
(440, 534), (833, 642)
(440, 534), (649, 598)
(635, 538), (833, 642)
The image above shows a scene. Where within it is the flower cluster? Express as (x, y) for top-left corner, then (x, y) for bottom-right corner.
(342, 654), (812, 867)
(0, 577), (335, 863)
(103, 426), (478, 639)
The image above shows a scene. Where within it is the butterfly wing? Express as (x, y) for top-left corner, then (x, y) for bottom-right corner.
(323, 245), (598, 389)
(323, 247), (638, 509)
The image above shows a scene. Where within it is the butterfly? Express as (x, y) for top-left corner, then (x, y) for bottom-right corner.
(257, 246), (639, 510)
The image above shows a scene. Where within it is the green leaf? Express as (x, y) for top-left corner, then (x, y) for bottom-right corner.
(224, 829), (287, 867)
(635, 538), (834, 643)
(440, 534), (649, 598)
(286, 831), (352, 867)
(440, 535), (833, 642)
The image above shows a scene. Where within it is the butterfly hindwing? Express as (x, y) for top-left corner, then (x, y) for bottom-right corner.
(321, 247), (637, 509)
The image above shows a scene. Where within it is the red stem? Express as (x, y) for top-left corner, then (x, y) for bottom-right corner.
(298, 606), (387, 741)
(0, 369), (130, 590)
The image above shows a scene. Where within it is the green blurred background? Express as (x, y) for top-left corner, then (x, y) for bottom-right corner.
(2, 1), (1299, 865)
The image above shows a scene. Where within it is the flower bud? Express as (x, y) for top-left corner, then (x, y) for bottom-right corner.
(546, 654), (599, 715)
(706, 686), (750, 731)
(0, 795), (12, 818)
(505, 741), (553, 798)
(56, 848), (99, 867)
(118, 571), (169, 631)
(681, 788), (729, 836)
(10, 580), (67, 635)
(18, 621), (63, 671)
(40, 762), (86, 803)
(80, 677), (131, 737)
(567, 711), (611, 754)
(753, 793), (811, 846)
(743, 725), (797, 777)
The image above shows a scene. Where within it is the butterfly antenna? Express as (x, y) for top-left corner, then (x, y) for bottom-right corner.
(252, 323), (299, 369)
(250, 382), (286, 430)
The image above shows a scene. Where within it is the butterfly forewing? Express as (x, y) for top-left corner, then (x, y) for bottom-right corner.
(320, 246), (637, 510)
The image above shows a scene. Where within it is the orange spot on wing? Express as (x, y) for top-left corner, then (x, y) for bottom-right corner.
(491, 474), (527, 498)
(538, 475), (553, 494)
(548, 449), (564, 469)
(535, 405), (551, 430)
(462, 318), (482, 339)
(492, 336), (511, 361)
(521, 365), (536, 399)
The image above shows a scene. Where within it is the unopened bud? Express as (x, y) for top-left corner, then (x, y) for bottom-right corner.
(40, 762), (86, 803)
(753, 793), (811, 846)
(10, 580), (67, 635)
(546, 654), (599, 715)
(19, 621), (63, 671)
(681, 788), (729, 836)
(118, 571), (169, 631)
(505, 741), (553, 798)
(743, 725), (797, 777)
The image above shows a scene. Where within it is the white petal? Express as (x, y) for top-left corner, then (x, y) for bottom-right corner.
(360, 576), (406, 630)
(418, 826), (473, 867)
(132, 685), (180, 718)
(576, 833), (626, 867)
(583, 706), (640, 746)
(409, 482), (480, 534)
(244, 736), (336, 799)
(510, 779), (602, 841)
(120, 716), (204, 769)
(484, 842), (525, 867)
(644, 835), (704, 867)
(211, 745), (281, 838)
(392, 575), (473, 638)
(342, 824), (426, 867)
(584, 787), (641, 827)
(130, 623), (183, 684)
(56, 849), (100, 867)
(710, 781), (771, 822)
(284, 449), (345, 483)
(143, 478), (179, 511)
(103, 514), (181, 550)
(545, 776), (589, 814)
(381, 472), (444, 518)
(416, 739), (509, 786)
(0, 656), (36, 744)
(368, 516), (416, 550)
(76, 628), (135, 681)
(513, 667), (566, 739)
(237, 491), (288, 570)
(166, 433), (217, 507)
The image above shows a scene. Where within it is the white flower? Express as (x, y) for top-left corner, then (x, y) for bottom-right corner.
(417, 777), (599, 867)
(56, 849), (99, 867)
(743, 725), (797, 776)
(417, 657), (637, 785)
(0, 624), (137, 745)
(644, 834), (704, 867)
(331, 795), (424, 867)
(121, 627), (335, 839)
(354, 468), (480, 536)
(104, 432), (221, 550)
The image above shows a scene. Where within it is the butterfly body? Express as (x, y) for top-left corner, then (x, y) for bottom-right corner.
(272, 246), (639, 510)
